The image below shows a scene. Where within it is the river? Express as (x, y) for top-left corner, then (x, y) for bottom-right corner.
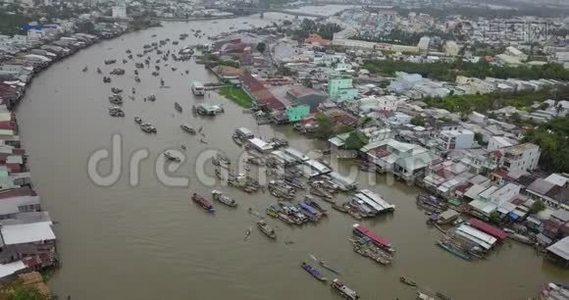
(13, 6), (567, 300)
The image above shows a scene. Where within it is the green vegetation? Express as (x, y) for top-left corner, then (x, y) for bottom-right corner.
(524, 117), (569, 173)
(363, 60), (569, 82)
(353, 29), (453, 46)
(410, 115), (426, 126)
(530, 200), (546, 214)
(291, 19), (342, 40)
(474, 132), (487, 146)
(256, 42), (266, 53)
(0, 9), (29, 36)
(344, 131), (369, 150)
(315, 112), (334, 139)
(219, 86), (253, 108)
(0, 281), (46, 300)
(424, 87), (569, 114)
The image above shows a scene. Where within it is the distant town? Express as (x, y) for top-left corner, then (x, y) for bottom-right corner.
(2, 0), (569, 298)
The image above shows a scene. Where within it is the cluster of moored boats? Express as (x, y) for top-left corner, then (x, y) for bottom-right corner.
(266, 196), (327, 225)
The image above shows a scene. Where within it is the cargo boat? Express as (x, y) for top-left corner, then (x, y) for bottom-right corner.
(257, 220), (276, 239)
(331, 279), (359, 300)
(191, 193), (214, 213)
(301, 262), (327, 282)
(353, 223), (394, 252)
(436, 240), (472, 261)
(211, 190), (237, 207)
(180, 124), (196, 135)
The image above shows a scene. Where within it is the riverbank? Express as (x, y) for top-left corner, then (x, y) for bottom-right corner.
(0, 19), (161, 298)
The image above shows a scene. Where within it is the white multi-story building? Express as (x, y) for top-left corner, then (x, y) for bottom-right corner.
(487, 136), (517, 151)
(500, 143), (540, 175)
(437, 129), (474, 151)
(113, 4), (127, 19)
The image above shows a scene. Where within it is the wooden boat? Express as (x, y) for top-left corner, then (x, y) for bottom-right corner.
(134, 116), (142, 124)
(330, 279), (359, 300)
(301, 262), (327, 282)
(164, 151), (181, 162)
(348, 208), (362, 220)
(303, 197), (328, 216)
(211, 190), (237, 207)
(140, 122), (157, 134)
(416, 292), (435, 300)
(257, 220), (276, 239)
(111, 87), (122, 94)
(332, 202), (348, 213)
(400, 276), (417, 287)
(180, 124), (196, 135)
(436, 240), (472, 261)
(191, 193), (214, 213)
(174, 102), (183, 112)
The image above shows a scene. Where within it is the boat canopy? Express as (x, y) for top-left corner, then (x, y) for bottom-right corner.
(283, 147), (309, 163)
(248, 137), (273, 152)
(235, 127), (254, 139)
(359, 189), (395, 211)
(353, 223), (392, 248)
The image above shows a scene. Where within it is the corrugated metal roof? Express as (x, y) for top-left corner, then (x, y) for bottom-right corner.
(547, 236), (569, 260)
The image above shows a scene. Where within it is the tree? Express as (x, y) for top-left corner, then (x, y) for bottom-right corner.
(474, 132), (487, 146)
(314, 113), (333, 139)
(256, 42), (266, 53)
(530, 200), (546, 214)
(489, 211), (502, 225)
(410, 115), (425, 126)
(8, 285), (46, 300)
(344, 131), (369, 150)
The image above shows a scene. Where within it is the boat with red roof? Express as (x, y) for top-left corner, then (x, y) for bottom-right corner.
(192, 193), (214, 213)
(352, 223), (394, 252)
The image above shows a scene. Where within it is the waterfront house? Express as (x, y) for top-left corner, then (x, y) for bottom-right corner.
(468, 182), (521, 218)
(362, 138), (439, 182)
(525, 174), (569, 210)
(546, 236), (569, 268)
(0, 212), (57, 269)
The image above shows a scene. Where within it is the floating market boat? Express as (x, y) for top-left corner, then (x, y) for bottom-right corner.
(164, 151), (181, 162)
(303, 196), (328, 216)
(353, 223), (394, 252)
(257, 220), (276, 239)
(416, 292), (435, 300)
(134, 116), (142, 124)
(191, 193), (214, 213)
(180, 124), (196, 135)
(301, 262), (327, 282)
(108, 106), (124, 117)
(332, 202), (349, 213)
(400, 276), (417, 287)
(191, 81), (205, 96)
(436, 240), (472, 261)
(330, 279), (359, 300)
(110, 68), (125, 75)
(104, 59), (116, 65)
(108, 94), (123, 105)
(174, 102), (182, 112)
(140, 122), (157, 134)
(211, 190), (237, 207)
(111, 87), (122, 94)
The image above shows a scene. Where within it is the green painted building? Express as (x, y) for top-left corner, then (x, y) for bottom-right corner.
(328, 76), (358, 102)
(286, 105), (310, 122)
